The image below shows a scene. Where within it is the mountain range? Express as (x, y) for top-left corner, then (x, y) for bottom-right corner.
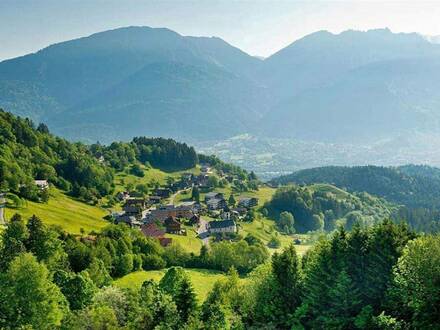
(1, 26), (440, 149)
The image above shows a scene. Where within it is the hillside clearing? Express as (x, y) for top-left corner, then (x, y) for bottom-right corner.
(114, 268), (228, 300)
(5, 188), (108, 234)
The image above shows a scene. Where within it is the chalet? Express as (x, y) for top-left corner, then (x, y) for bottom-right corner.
(208, 220), (237, 234)
(116, 215), (142, 228)
(141, 223), (166, 238)
(155, 188), (172, 198)
(34, 180), (49, 190)
(238, 197), (258, 209)
(144, 204), (194, 223)
(148, 196), (162, 204)
(205, 192), (224, 202)
(181, 173), (193, 182)
(232, 207), (247, 216)
(116, 191), (130, 201)
(125, 198), (147, 209)
(123, 205), (143, 220)
(189, 214), (200, 226)
(165, 216), (182, 234)
(194, 174), (210, 188)
(178, 201), (200, 212)
(207, 198), (227, 211)
(200, 164), (212, 174)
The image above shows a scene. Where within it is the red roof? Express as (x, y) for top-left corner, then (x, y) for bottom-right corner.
(141, 223), (165, 238)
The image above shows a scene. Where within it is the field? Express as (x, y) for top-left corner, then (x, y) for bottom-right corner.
(114, 165), (200, 192)
(165, 225), (202, 254)
(4, 188), (108, 234)
(114, 268), (228, 300)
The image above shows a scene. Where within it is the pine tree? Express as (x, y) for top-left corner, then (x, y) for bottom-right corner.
(0, 213), (29, 270)
(175, 276), (198, 324)
(320, 270), (362, 329)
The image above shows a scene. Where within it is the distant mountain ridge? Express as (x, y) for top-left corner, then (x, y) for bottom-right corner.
(1, 26), (440, 146)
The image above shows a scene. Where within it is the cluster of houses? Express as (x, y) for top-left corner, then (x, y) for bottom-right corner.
(113, 163), (259, 246)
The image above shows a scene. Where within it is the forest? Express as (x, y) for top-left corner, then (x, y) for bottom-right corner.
(0, 110), (198, 202)
(0, 214), (438, 329)
(265, 185), (396, 233)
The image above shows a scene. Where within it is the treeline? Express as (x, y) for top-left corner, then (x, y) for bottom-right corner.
(271, 165), (440, 209)
(0, 214), (269, 328)
(265, 184), (395, 233)
(0, 110), (205, 203)
(90, 137), (198, 172)
(0, 110), (114, 202)
(236, 221), (439, 329)
(2, 217), (439, 329)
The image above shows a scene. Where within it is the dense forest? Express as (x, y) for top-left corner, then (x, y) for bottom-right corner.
(1, 214), (438, 329)
(0, 110), (201, 202)
(265, 184), (396, 233)
(271, 165), (440, 209)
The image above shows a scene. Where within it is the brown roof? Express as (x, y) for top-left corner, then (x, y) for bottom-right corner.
(141, 223), (165, 238)
(158, 237), (173, 247)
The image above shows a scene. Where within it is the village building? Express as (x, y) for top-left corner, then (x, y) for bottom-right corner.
(140, 223), (172, 247)
(34, 180), (49, 190)
(205, 192), (224, 202)
(238, 197), (258, 209)
(125, 197), (147, 209)
(141, 223), (166, 238)
(207, 198), (227, 210)
(123, 204), (143, 220)
(148, 196), (162, 204)
(194, 174), (210, 188)
(164, 216), (182, 234)
(116, 215), (142, 228)
(208, 219), (237, 234)
(144, 204), (195, 223)
(154, 188), (172, 198)
(116, 191), (130, 201)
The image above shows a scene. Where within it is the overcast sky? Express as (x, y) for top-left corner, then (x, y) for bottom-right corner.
(1, 0), (440, 61)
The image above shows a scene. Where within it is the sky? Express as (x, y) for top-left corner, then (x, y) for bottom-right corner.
(1, 0), (440, 61)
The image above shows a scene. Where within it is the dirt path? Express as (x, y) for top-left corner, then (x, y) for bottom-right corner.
(0, 193), (6, 225)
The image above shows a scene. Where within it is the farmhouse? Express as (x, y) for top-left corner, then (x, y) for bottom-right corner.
(208, 220), (237, 234)
(205, 192), (224, 202)
(207, 198), (227, 210)
(116, 215), (142, 228)
(34, 180), (49, 190)
(238, 197), (258, 208)
(141, 223), (166, 238)
(155, 188), (172, 198)
(165, 216), (182, 234)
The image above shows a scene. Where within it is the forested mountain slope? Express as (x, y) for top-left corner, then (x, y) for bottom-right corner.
(271, 165), (440, 209)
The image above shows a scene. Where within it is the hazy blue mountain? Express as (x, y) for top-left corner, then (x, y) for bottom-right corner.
(258, 29), (440, 142)
(2, 26), (440, 147)
(0, 26), (265, 142)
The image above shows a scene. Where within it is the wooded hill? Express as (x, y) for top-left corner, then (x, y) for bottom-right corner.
(271, 165), (440, 209)
(0, 110), (249, 204)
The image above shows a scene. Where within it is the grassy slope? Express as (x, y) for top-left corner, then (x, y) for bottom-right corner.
(114, 268), (227, 301)
(5, 188), (108, 234)
(165, 225), (202, 254)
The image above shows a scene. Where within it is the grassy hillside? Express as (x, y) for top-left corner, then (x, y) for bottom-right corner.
(114, 268), (228, 301)
(165, 225), (202, 254)
(5, 188), (108, 234)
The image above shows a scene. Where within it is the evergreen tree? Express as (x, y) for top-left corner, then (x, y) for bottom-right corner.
(191, 186), (200, 203)
(0, 213), (29, 270)
(228, 194), (236, 207)
(271, 244), (302, 327)
(175, 276), (198, 324)
(319, 270), (362, 329)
